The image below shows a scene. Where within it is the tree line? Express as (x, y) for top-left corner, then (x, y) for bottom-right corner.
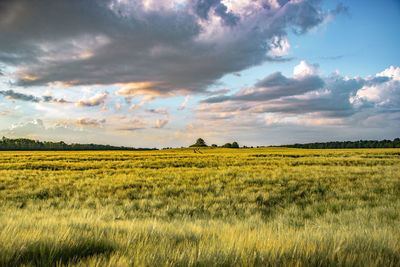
(0, 137), (157, 151)
(1, 136), (399, 151)
(282, 138), (400, 149)
(190, 138), (239, 148)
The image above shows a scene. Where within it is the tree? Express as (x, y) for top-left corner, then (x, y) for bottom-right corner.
(190, 138), (207, 147)
(231, 141), (239, 148)
(394, 138), (400, 148)
(0, 136), (157, 151)
(222, 143), (232, 148)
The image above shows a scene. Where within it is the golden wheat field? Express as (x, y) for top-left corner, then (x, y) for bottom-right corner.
(0, 147), (399, 266)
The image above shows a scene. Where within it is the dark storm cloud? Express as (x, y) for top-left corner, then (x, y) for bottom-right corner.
(205, 88), (231, 96)
(202, 95), (231, 103)
(192, 0), (239, 25)
(203, 72), (325, 103)
(253, 96), (358, 117)
(0, 89), (70, 103)
(0, 0), (335, 94)
(42, 95), (69, 104)
(199, 69), (398, 119)
(259, 76), (364, 117)
(255, 72), (294, 87)
(0, 89), (40, 102)
(367, 76), (390, 85)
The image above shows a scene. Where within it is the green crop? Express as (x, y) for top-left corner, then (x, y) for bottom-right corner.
(0, 148), (399, 266)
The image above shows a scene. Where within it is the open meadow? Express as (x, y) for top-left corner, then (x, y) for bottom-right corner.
(0, 147), (399, 266)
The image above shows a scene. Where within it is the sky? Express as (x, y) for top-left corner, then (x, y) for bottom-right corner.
(0, 0), (399, 148)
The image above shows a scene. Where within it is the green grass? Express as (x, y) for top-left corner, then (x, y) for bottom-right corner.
(0, 148), (399, 266)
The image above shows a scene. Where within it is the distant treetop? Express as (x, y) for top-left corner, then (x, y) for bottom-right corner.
(221, 142), (240, 148)
(190, 138), (208, 147)
(222, 143), (232, 148)
(231, 142), (239, 148)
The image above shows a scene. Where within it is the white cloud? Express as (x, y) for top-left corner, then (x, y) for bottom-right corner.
(155, 115), (169, 128)
(129, 103), (143, 112)
(115, 102), (121, 111)
(356, 66), (400, 106)
(377, 66), (400, 81)
(293, 61), (319, 78)
(267, 35), (290, 58)
(8, 119), (44, 132)
(177, 95), (190, 110)
(75, 91), (109, 107)
(76, 118), (106, 128)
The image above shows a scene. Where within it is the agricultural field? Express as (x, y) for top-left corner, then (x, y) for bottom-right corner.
(0, 148), (399, 266)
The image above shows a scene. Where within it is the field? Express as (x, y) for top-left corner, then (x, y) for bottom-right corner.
(0, 148), (399, 266)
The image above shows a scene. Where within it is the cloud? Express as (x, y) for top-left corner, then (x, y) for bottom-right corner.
(192, 0), (240, 26)
(116, 119), (146, 132)
(76, 118), (106, 128)
(0, 109), (11, 116)
(129, 103), (144, 112)
(0, 0), (334, 95)
(116, 127), (143, 132)
(177, 95), (189, 110)
(146, 108), (168, 114)
(196, 112), (235, 121)
(205, 88), (231, 96)
(0, 118), (111, 143)
(197, 64), (400, 125)
(155, 115), (169, 128)
(355, 66), (400, 109)
(330, 2), (350, 16)
(115, 102), (121, 111)
(293, 60), (319, 78)
(0, 119), (45, 136)
(115, 82), (178, 103)
(0, 89), (40, 102)
(42, 95), (69, 104)
(0, 89), (69, 103)
(267, 36), (290, 58)
(115, 82), (164, 97)
(75, 91), (108, 107)
(377, 65), (400, 81)
(203, 61), (325, 103)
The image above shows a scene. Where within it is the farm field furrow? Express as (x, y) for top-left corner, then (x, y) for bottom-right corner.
(0, 148), (399, 266)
